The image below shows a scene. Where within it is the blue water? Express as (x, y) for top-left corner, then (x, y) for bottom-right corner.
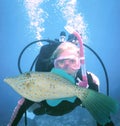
(0, 0), (120, 125)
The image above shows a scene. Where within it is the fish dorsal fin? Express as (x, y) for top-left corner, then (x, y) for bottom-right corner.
(46, 68), (76, 107)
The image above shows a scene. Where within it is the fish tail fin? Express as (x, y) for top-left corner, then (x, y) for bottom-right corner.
(77, 88), (119, 125)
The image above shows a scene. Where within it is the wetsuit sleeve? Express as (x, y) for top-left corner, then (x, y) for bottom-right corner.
(7, 98), (34, 126)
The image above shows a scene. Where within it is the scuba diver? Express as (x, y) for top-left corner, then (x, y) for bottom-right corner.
(7, 31), (114, 126)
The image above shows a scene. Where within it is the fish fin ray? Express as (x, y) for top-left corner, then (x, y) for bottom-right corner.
(77, 89), (119, 125)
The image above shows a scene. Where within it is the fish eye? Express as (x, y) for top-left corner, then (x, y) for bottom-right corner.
(24, 72), (31, 78)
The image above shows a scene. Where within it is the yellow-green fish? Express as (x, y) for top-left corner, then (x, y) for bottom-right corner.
(4, 68), (119, 125)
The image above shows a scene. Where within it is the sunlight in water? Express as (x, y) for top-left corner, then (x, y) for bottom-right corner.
(24, 0), (87, 42)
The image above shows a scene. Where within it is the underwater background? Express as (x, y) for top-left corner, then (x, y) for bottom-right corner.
(0, 0), (120, 125)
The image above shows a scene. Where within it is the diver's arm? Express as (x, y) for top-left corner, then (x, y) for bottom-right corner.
(7, 98), (34, 126)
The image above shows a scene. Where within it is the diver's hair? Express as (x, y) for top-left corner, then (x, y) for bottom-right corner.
(51, 42), (80, 60)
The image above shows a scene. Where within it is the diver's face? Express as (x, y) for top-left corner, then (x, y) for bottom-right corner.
(54, 51), (80, 76)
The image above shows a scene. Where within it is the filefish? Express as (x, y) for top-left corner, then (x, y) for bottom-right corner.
(4, 68), (119, 125)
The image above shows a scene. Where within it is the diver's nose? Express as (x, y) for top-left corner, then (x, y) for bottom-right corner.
(64, 60), (70, 65)
(63, 60), (71, 68)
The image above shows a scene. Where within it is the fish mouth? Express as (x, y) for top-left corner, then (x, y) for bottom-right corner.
(4, 77), (13, 84)
(4, 78), (10, 83)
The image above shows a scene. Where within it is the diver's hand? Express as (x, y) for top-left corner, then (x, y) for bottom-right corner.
(76, 77), (88, 88)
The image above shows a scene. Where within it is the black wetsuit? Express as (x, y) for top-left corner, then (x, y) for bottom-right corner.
(9, 42), (114, 126)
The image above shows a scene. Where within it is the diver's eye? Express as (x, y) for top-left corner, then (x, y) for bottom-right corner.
(69, 59), (76, 64)
(55, 60), (65, 67)
(57, 59), (65, 65)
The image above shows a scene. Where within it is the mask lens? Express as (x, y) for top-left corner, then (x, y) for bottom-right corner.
(54, 57), (80, 70)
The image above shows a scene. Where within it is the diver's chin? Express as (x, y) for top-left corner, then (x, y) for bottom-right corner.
(65, 69), (77, 77)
